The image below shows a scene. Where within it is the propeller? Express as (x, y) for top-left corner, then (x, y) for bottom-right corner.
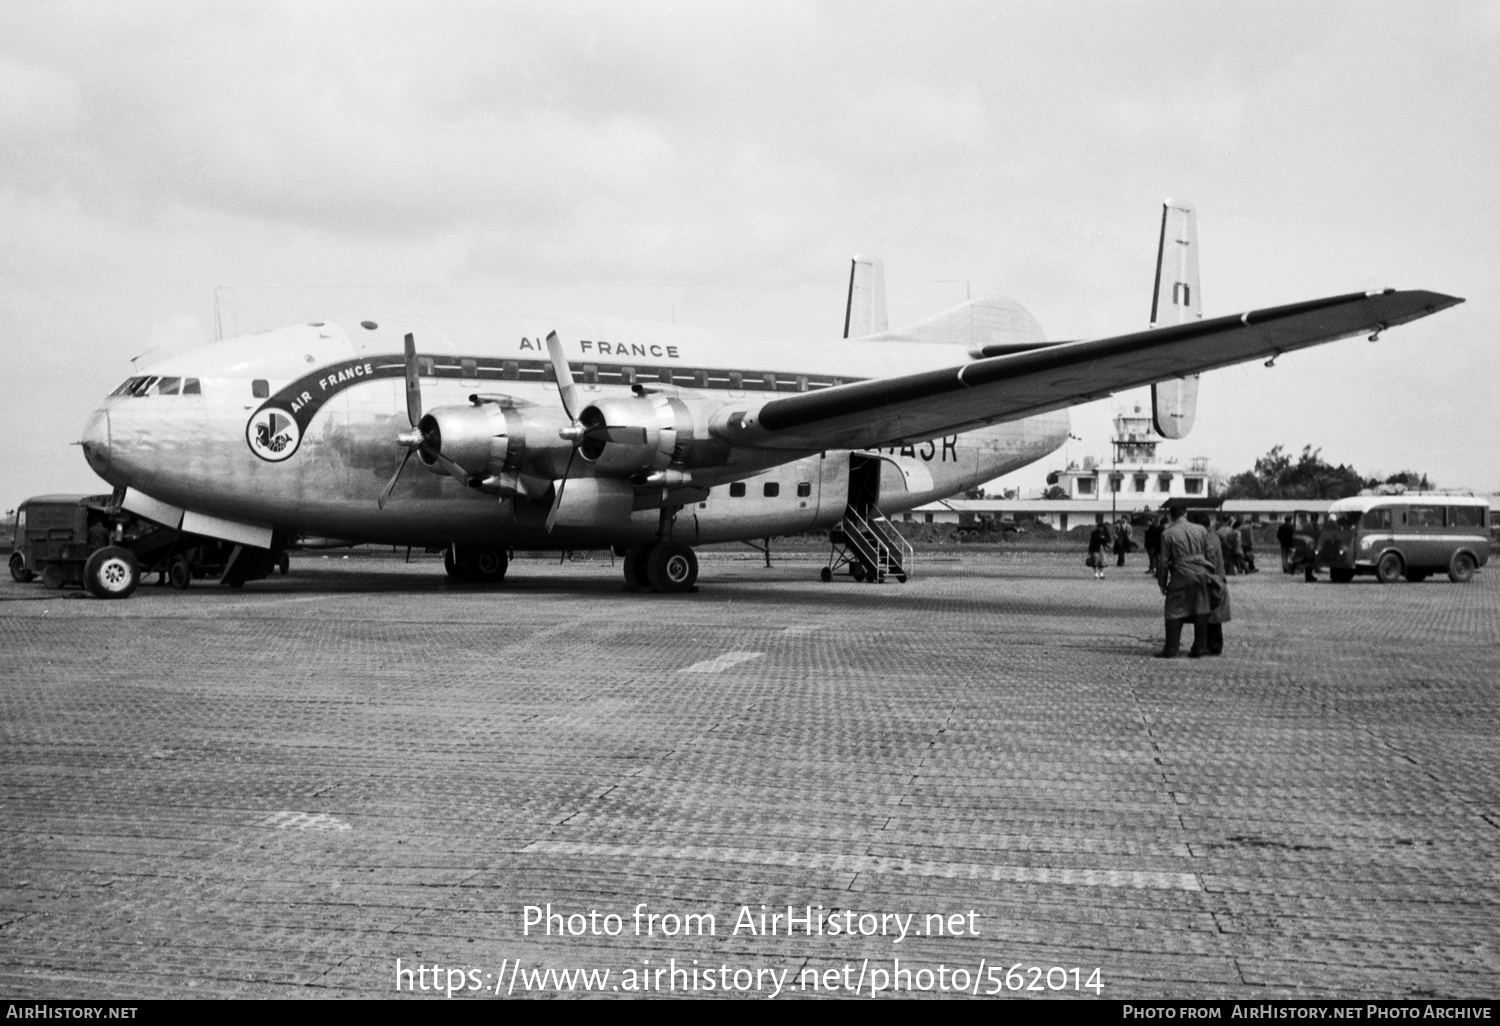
(545, 331), (583, 532)
(377, 333), (471, 509)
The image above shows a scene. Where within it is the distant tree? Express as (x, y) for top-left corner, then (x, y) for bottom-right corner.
(963, 486), (986, 499)
(1222, 445), (1367, 501)
(1371, 470), (1434, 491)
(1042, 485), (1069, 500)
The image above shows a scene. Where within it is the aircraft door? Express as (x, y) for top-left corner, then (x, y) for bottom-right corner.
(847, 452), (882, 517)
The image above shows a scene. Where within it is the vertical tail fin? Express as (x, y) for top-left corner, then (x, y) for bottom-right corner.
(843, 254), (888, 338)
(1150, 199), (1202, 439)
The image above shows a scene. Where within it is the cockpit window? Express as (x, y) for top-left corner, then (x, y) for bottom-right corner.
(182, 378), (201, 395)
(128, 376), (159, 397)
(155, 377), (181, 395)
(110, 377), (140, 396)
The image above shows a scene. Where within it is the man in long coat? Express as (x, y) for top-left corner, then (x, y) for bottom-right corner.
(1155, 507), (1217, 658)
(1196, 514), (1231, 655)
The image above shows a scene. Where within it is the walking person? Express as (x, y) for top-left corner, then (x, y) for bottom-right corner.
(1155, 506), (1216, 658)
(1277, 516), (1296, 573)
(1114, 518), (1133, 568)
(1088, 520), (1111, 579)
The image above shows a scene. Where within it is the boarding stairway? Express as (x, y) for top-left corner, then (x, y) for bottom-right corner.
(824, 503), (913, 584)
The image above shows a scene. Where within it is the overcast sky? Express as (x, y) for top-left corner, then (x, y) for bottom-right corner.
(3, 0), (1497, 515)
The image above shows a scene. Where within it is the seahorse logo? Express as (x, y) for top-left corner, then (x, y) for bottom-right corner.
(246, 407), (301, 462)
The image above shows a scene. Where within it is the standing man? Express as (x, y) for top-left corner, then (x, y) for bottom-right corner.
(1195, 513), (1231, 656)
(1277, 515), (1296, 573)
(1145, 514), (1166, 575)
(1114, 518), (1133, 568)
(1156, 506), (1216, 658)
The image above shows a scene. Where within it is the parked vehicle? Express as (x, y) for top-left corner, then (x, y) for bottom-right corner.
(1315, 493), (1490, 583)
(9, 492), (287, 599)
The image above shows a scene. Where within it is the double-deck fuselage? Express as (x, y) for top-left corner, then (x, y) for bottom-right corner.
(79, 310), (1070, 552)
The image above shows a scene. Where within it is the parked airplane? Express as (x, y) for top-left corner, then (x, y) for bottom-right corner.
(75, 202), (1461, 595)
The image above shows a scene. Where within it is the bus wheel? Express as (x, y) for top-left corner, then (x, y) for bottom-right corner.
(1448, 552), (1477, 583)
(1329, 568), (1355, 583)
(9, 552), (33, 583)
(85, 547), (140, 599)
(40, 563), (64, 589)
(1375, 552), (1404, 584)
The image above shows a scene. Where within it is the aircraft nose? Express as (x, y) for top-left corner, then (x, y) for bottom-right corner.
(80, 409), (111, 476)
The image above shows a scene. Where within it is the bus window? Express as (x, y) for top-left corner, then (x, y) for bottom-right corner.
(1332, 511), (1364, 529)
(1409, 506), (1445, 529)
(1451, 506), (1484, 529)
(1360, 508), (1392, 530)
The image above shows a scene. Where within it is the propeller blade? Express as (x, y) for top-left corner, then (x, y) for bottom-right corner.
(403, 332), (422, 428)
(545, 446), (578, 534)
(419, 442), (472, 488)
(377, 448), (415, 510)
(545, 330), (580, 422)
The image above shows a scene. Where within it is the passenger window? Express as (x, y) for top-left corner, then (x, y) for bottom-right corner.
(502, 361), (519, 381)
(1410, 506), (1445, 529)
(729, 371), (743, 389)
(763, 373), (777, 391)
(418, 357), (436, 377)
(156, 377), (180, 395)
(729, 482), (746, 497)
(1361, 508), (1393, 530)
(182, 378), (201, 395)
(582, 364), (599, 384)
(621, 366), (636, 385)
(763, 482), (780, 497)
(460, 358), (478, 379)
(693, 370), (709, 389)
(796, 375), (808, 392)
(252, 379), (269, 399)
(658, 368), (673, 385)
(1451, 506), (1484, 528)
(797, 482), (811, 498)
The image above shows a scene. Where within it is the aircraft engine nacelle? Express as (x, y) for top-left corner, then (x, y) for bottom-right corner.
(577, 395), (693, 476)
(418, 403), (575, 482)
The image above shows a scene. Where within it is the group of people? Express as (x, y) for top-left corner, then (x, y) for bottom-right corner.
(1087, 509), (1244, 658)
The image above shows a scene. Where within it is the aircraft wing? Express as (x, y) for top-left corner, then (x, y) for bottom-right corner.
(729, 289), (1463, 450)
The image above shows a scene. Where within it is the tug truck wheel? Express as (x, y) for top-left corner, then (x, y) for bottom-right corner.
(168, 557), (193, 590)
(85, 547), (140, 599)
(9, 552), (33, 583)
(1448, 551), (1476, 583)
(40, 564), (64, 589)
(646, 541), (697, 594)
(623, 543), (654, 588)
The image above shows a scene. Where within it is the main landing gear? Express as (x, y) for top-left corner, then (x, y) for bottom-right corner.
(444, 544), (509, 585)
(622, 540), (699, 594)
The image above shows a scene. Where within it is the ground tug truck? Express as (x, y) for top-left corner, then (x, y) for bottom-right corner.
(7, 492), (286, 599)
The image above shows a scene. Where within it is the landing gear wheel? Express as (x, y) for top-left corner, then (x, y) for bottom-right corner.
(276, 552), (290, 575)
(40, 564), (64, 589)
(443, 545), (462, 581)
(1329, 568), (1355, 583)
(9, 552), (33, 583)
(819, 566), (833, 583)
(646, 541), (697, 594)
(456, 546), (508, 584)
(85, 546), (140, 599)
(1448, 551), (1477, 583)
(168, 557), (193, 590)
(1375, 552), (1404, 584)
(623, 543), (654, 588)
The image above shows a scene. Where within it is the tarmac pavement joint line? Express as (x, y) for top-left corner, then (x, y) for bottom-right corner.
(680, 651), (765, 673)
(518, 840), (1204, 891)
